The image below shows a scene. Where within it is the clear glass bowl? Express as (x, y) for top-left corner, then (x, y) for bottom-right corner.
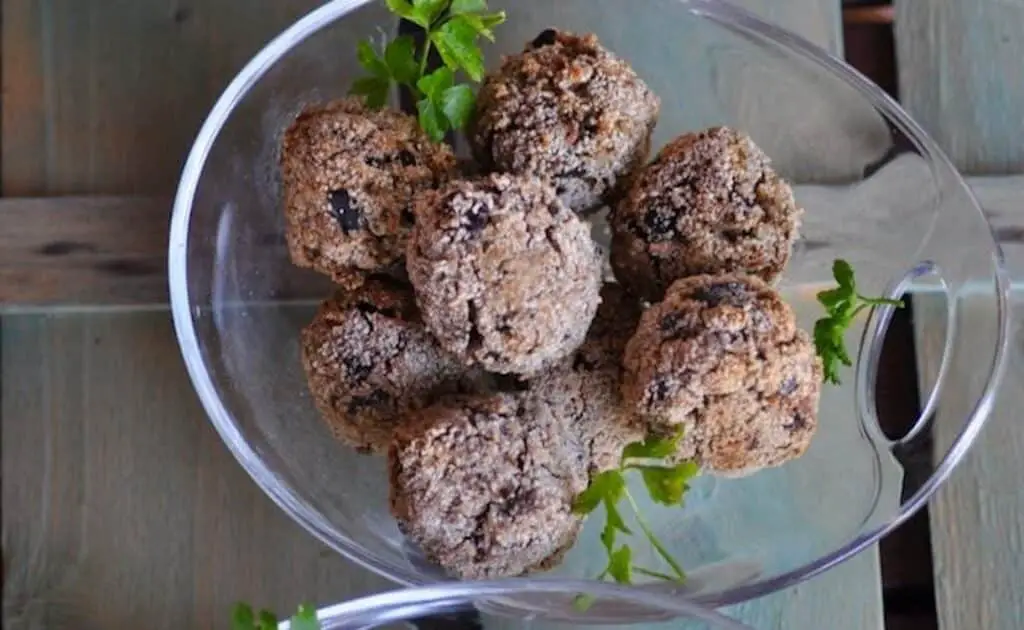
(169, 0), (1013, 619)
(282, 579), (752, 629)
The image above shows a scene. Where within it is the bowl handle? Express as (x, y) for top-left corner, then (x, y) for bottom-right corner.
(855, 261), (952, 446)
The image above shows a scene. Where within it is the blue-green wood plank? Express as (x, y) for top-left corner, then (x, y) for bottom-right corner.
(895, 0), (1024, 174)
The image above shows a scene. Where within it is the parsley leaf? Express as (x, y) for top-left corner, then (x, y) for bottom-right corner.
(441, 84), (476, 129)
(573, 594), (597, 612)
(257, 610), (278, 630)
(833, 259), (856, 291)
(816, 287), (849, 311)
(573, 470), (625, 514)
(573, 432), (695, 590)
(386, 0), (420, 24)
(607, 545), (633, 584)
(413, 0), (449, 25)
(457, 11), (506, 41)
(450, 0), (486, 13)
(417, 99), (448, 142)
(351, 77), (391, 110)
(385, 35), (420, 85)
(813, 259), (905, 385)
(290, 604), (320, 630)
(431, 16), (486, 81)
(356, 41), (389, 78)
(351, 0), (501, 139)
(233, 603), (321, 630)
(416, 68), (459, 141)
(417, 67), (455, 100)
(232, 603), (256, 630)
(639, 462), (700, 507)
(621, 431), (681, 462)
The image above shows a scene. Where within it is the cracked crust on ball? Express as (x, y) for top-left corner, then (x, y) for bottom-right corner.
(471, 29), (660, 214)
(300, 276), (465, 453)
(531, 284), (646, 475)
(407, 174), (603, 375)
(389, 392), (587, 579)
(281, 98), (457, 282)
(611, 127), (801, 301)
(622, 274), (821, 475)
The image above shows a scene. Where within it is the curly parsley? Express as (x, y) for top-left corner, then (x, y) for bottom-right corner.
(572, 430), (699, 599)
(813, 259), (905, 385)
(351, 0), (506, 141)
(232, 602), (319, 630)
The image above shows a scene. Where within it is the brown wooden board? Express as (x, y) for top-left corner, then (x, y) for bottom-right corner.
(4, 175), (1023, 308)
(1, 0), (327, 196)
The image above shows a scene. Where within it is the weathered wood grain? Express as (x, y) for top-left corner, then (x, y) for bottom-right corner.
(899, 1), (1024, 623)
(6, 172), (1023, 307)
(895, 0), (1024, 174)
(968, 175), (1024, 276)
(913, 295), (1024, 630)
(0, 196), (337, 307)
(0, 0), (327, 196)
(0, 197), (169, 306)
(0, 313), (390, 630)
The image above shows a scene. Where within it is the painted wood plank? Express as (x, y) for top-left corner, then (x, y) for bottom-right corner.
(0, 196), (170, 306)
(0, 0), (390, 196)
(0, 312), (391, 629)
(913, 295), (1024, 630)
(0, 196), (334, 307)
(895, 0), (1024, 174)
(908, 173), (1024, 630)
(0, 0), (324, 195)
(0, 0), (888, 199)
(899, 1), (1024, 623)
(5, 173), (1023, 307)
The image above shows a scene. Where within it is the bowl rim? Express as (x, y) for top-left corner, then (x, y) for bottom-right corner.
(168, 0), (1013, 607)
(279, 578), (754, 629)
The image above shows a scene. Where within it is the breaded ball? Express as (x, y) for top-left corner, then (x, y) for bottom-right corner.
(611, 127), (801, 300)
(622, 274), (821, 475)
(407, 174), (603, 375)
(531, 284), (645, 475)
(300, 276), (463, 453)
(282, 98), (457, 283)
(471, 30), (660, 214)
(389, 392), (587, 579)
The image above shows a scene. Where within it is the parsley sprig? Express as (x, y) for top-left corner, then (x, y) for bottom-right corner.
(351, 0), (506, 141)
(814, 259), (905, 385)
(572, 431), (699, 590)
(233, 602), (320, 630)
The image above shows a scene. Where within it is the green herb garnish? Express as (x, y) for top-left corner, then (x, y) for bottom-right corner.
(814, 259), (905, 385)
(233, 602), (320, 630)
(351, 0), (506, 141)
(572, 430), (699, 592)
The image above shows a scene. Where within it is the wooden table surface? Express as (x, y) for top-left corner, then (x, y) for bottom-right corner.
(1, 1), (1022, 629)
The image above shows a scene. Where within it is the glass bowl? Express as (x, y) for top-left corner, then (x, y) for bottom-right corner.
(280, 579), (753, 629)
(169, 0), (1013, 620)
